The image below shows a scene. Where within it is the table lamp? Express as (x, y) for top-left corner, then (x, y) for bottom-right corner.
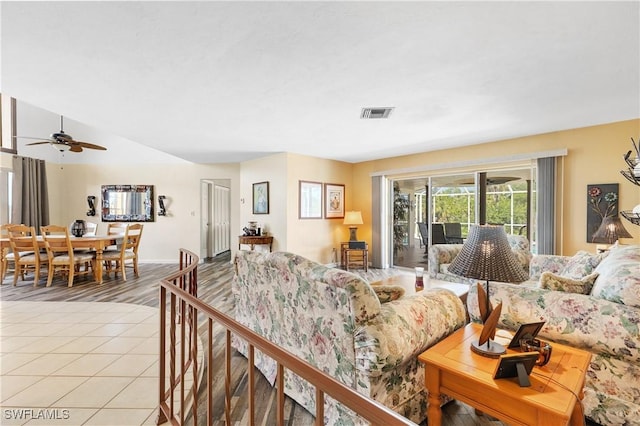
(591, 215), (632, 246)
(343, 211), (363, 241)
(448, 225), (528, 358)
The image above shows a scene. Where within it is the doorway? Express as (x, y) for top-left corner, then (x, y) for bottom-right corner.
(201, 179), (231, 259)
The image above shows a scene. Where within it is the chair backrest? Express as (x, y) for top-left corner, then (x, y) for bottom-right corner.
(2, 223), (23, 238)
(84, 222), (98, 236)
(431, 223), (448, 244)
(107, 223), (127, 235)
(41, 225), (74, 260)
(444, 222), (462, 238)
(8, 225), (38, 258)
(417, 222), (429, 245)
(122, 224), (143, 254)
(68, 221), (98, 236)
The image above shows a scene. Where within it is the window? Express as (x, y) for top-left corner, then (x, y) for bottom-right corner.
(0, 94), (17, 153)
(0, 168), (13, 223)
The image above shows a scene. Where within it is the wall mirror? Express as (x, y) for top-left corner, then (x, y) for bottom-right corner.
(102, 184), (154, 222)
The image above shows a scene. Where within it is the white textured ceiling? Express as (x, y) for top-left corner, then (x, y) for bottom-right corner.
(2, 1), (639, 164)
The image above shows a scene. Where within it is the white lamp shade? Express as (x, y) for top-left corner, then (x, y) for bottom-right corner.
(343, 211), (363, 226)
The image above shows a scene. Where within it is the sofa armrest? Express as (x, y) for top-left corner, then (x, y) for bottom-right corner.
(468, 283), (640, 364)
(428, 244), (464, 278)
(354, 288), (466, 377)
(528, 254), (570, 281)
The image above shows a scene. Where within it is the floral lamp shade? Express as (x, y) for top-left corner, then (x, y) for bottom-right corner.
(587, 184), (619, 243)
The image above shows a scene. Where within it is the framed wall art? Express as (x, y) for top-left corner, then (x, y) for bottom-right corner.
(253, 181), (269, 214)
(324, 183), (345, 219)
(299, 180), (322, 219)
(586, 183), (618, 242)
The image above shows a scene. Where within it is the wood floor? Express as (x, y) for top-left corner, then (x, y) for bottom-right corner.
(0, 253), (503, 425)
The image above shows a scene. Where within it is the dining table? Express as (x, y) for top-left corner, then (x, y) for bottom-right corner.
(0, 234), (122, 284)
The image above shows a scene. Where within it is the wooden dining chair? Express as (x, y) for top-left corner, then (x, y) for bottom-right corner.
(41, 225), (96, 287)
(1, 223), (23, 283)
(107, 223), (127, 235)
(101, 223), (143, 281)
(67, 221), (99, 237)
(8, 225), (48, 287)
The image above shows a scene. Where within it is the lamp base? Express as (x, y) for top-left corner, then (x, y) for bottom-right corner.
(348, 227), (358, 241)
(470, 340), (506, 358)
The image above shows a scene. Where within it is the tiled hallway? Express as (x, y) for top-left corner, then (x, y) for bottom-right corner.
(0, 301), (163, 425)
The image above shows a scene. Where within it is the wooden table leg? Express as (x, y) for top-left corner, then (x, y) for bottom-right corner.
(569, 385), (586, 426)
(425, 365), (442, 426)
(95, 246), (104, 284)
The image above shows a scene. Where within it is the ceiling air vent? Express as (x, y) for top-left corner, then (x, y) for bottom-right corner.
(360, 107), (394, 119)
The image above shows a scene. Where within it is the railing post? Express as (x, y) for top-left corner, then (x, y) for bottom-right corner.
(156, 285), (168, 425)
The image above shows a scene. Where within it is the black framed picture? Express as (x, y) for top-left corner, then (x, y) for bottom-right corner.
(253, 181), (269, 214)
(508, 321), (545, 349)
(493, 352), (539, 386)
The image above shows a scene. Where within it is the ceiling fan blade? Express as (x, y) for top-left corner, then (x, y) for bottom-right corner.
(73, 141), (107, 150)
(69, 145), (83, 153)
(15, 135), (53, 141)
(26, 140), (54, 146)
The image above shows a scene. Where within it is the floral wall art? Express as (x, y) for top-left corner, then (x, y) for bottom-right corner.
(587, 183), (619, 242)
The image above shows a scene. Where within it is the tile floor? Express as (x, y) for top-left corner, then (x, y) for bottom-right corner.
(0, 301), (191, 426)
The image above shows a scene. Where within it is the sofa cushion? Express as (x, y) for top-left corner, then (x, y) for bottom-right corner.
(371, 284), (405, 303)
(591, 245), (640, 308)
(559, 250), (605, 279)
(506, 234), (533, 273)
(538, 271), (599, 294)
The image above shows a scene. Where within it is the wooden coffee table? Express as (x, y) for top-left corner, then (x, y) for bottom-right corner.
(418, 323), (591, 426)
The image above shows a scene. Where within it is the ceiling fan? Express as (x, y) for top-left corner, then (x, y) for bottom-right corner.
(17, 116), (107, 152)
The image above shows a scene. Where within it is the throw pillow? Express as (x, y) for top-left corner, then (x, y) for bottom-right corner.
(371, 284), (406, 303)
(538, 271), (599, 294)
(591, 244), (640, 308)
(559, 251), (605, 279)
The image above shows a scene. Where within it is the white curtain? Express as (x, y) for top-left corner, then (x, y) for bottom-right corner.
(11, 155), (49, 230)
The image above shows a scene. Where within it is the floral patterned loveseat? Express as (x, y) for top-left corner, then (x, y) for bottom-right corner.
(467, 244), (640, 425)
(232, 250), (466, 425)
(428, 234), (534, 284)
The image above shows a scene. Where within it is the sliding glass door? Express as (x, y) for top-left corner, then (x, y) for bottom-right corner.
(390, 166), (536, 269)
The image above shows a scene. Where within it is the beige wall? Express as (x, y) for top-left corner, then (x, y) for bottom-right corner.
(240, 153), (288, 252)
(353, 119), (640, 255)
(285, 153), (354, 263)
(0, 156), (241, 262)
(238, 152), (354, 264)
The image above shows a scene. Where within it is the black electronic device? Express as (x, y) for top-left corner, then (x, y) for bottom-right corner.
(348, 241), (366, 249)
(508, 321), (545, 349)
(493, 352), (540, 387)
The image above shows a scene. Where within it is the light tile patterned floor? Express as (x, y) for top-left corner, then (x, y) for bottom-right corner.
(0, 301), (180, 426)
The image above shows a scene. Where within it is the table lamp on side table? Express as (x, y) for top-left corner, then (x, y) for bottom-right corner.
(448, 225), (528, 358)
(343, 211), (363, 241)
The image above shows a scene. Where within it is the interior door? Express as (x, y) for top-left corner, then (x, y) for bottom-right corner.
(200, 181), (212, 259)
(213, 184), (230, 255)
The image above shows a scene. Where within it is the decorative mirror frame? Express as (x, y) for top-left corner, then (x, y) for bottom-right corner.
(101, 184), (155, 222)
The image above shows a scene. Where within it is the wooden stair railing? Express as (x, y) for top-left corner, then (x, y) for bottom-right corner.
(157, 249), (415, 426)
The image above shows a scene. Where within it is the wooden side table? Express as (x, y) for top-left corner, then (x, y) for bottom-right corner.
(238, 235), (273, 252)
(418, 323), (591, 426)
(340, 242), (368, 271)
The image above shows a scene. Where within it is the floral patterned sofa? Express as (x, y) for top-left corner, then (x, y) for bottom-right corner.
(428, 233), (534, 284)
(466, 244), (640, 425)
(232, 250), (467, 425)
